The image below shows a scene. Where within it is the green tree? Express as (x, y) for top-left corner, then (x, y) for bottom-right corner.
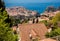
(0, 0), (18, 41)
(0, 0), (5, 11)
(46, 6), (56, 12)
(10, 16), (21, 26)
(51, 12), (60, 24)
(0, 8), (17, 41)
(40, 20), (50, 26)
(46, 28), (60, 38)
(45, 12), (60, 38)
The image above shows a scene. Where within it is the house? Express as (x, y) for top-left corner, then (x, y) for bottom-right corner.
(17, 23), (48, 41)
(6, 7), (37, 17)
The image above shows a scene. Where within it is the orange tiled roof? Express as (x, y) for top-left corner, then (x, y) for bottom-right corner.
(18, 23), (48, 41)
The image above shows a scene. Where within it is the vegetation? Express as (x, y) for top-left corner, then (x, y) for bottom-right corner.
(57, 7), (60, 10)
(0, 0), (18, 41)
(40, 20), (51, 26)
(51, 12), (60, 25)
(10, 16), (21, 26)
(45, 12), (60, 38)
(46, 28), (60, 38)
(46, 6), (56, 12)
(32, 38), (39, 41)
(0, 0), (5, 11)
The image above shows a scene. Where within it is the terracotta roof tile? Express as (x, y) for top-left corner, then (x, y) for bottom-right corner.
(18, 23), (48, 41)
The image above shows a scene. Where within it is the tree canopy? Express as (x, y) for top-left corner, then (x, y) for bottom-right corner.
(45, 12), (60, 38)
(51, 12), (60, 25)
(0, 0), (18, 41)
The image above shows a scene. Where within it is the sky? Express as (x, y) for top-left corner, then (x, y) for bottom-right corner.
(4, 0), (60, 3)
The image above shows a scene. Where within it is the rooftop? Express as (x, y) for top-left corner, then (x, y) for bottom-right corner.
(18, 23), (48, 41)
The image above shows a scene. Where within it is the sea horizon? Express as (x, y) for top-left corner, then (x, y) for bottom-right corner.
(5, 3), (60, 13)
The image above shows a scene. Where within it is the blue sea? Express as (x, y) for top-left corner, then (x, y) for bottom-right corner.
(5, 3), (60, 13)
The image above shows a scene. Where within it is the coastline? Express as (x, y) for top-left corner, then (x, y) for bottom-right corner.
(5, 3), (60, 13)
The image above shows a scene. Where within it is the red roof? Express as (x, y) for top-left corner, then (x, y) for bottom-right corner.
(18, 23), (48, 41)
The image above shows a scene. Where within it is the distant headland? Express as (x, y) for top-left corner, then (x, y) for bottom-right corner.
(5, 3), (60, 13)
